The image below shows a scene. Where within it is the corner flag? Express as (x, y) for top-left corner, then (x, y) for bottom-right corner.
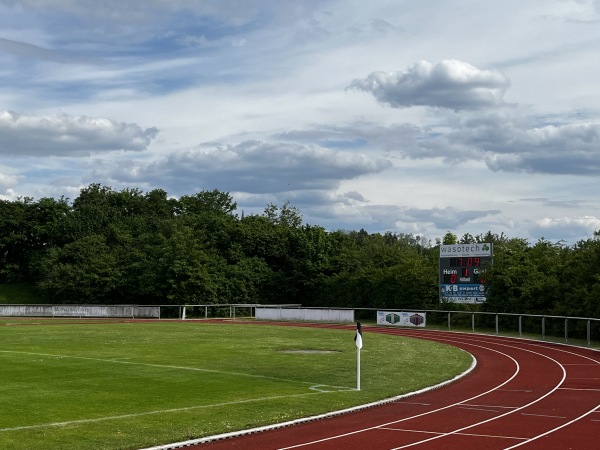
(354, 321), (363, 349)
(354, 321), (363, 390)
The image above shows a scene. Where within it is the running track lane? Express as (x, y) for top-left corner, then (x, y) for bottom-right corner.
(177, 324), (600, 450)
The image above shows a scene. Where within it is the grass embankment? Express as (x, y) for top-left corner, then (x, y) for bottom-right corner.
(0, 321), (472, 450)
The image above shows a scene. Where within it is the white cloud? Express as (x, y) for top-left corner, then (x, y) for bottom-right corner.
(0, 37), (75, 62)
(0, 171), (19, 190)
(92, 140), (391, 196)
(533, 216), (600, 240)
(349, 60), (511, 110)
(450, 118), (600, 175)
(1, 0), (600, 244)
(0, 111), (158, 156)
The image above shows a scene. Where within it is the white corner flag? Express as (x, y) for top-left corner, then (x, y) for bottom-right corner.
(354, 321), (363, 349)
(354, 321), (362, 390)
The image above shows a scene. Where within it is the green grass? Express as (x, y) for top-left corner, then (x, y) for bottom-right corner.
(0, 320), (472, 449)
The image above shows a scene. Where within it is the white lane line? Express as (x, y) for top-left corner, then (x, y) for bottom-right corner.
(279, 335), (566, 450)
(387, 337), (568, 450)
(392, 402), (431, 406)
(385, 329), (600, 450)
(154, 328), (596, 450)
(458, 406), (500, 412)
(520, 413), (566, 419)
(392, 330), (600, 450)
(558, 387), (600, 391)
(141, 355), (478, 450)
(277, 342), (521, 450)
(380, 427), (527, 441)
(563, 363), (599, 365)
(505, 405), (600, 449)
(462, 404), (518, 410)
(458, 406), (500, 413)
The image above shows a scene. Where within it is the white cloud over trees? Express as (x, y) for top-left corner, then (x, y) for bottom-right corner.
(0, 111), (158, 155)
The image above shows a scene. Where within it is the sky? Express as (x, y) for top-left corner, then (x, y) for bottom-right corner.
(1, 0), (600, 245)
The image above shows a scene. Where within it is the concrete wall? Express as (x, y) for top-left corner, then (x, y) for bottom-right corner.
(255, 307), (354, 322)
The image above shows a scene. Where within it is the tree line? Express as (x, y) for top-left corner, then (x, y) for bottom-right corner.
(1, 184), (599, 319)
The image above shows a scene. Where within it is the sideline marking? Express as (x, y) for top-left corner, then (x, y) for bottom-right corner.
(0, 391), (332, 433)
(309, 385), (355, 393)
(0, 349), (347, 390)
(144, 327), (600, 450)
(141, 352), (478, 450)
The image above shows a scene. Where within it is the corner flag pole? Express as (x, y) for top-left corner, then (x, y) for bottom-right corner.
(354, 321), (363, 390)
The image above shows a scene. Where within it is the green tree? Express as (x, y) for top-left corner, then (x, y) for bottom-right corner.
(38, 235), (121, 303)
(442, 231), (458, 245)
(557, 235), (600, 318)
(161, 226), (222, 304)
(263, 201), (303, 228)
(0, 196), (70, 282)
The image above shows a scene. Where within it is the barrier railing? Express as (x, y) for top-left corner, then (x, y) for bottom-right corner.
(1, 303), (598, 347)
(354, 308), (600, 347)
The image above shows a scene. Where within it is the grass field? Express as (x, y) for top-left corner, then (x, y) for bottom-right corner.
(0, 319), (472, 450)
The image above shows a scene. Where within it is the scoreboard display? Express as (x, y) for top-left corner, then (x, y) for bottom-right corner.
(439, 243), (492, 304)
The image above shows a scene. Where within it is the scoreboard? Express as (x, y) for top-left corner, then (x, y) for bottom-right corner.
(439, 243), (492, 304)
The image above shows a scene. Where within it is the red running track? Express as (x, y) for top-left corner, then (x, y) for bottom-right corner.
(164, 323), (600, 450)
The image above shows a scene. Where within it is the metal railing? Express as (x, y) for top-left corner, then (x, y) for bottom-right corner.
(354, 307), (600, 347)
(2, 303), (598, 347)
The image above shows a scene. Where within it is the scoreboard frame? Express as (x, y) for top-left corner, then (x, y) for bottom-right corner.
(439, 243), (492, 304)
